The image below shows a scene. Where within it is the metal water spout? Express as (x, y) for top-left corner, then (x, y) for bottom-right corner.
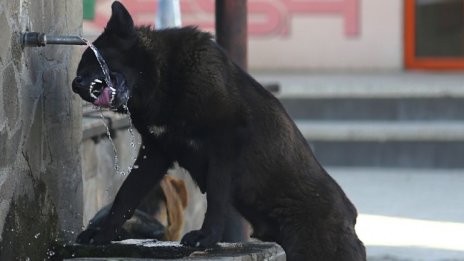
(21, 32), (85, 47)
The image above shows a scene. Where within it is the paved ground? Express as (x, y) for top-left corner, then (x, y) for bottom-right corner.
(328, 167), (464, 261)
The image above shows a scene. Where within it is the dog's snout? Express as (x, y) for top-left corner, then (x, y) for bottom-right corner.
(72, 76), (84, 92)
(74, 76), (83, 84)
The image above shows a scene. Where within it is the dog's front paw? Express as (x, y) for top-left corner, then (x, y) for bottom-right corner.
(181, 229), (221, 248)
(76, 227), (116, 245)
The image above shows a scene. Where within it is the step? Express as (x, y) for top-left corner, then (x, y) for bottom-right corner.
(255, 72), (464, 99)
(295, 120), (464, 141)
(256, 72), (464, 121)
(295, 120), (464, 168)
(280, 97), (464, 121)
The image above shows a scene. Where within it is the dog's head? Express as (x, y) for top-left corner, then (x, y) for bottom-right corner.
(72, 1), (139, 110)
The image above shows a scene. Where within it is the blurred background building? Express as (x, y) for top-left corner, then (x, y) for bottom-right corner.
(3, 0), (461, 260)
(78, 1), (464, 261)
(2, 0), (463, 260)
(83, 0), (464, 71)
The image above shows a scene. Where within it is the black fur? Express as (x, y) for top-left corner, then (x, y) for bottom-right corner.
(73, 2), (366, 260)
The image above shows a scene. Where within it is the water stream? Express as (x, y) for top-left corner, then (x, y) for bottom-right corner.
(98, 108), (122, 175)
(80, 37), (113, 90)
(81, 38), (138, 176)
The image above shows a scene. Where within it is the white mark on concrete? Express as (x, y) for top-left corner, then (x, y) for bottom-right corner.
(113, 239), (182, 248)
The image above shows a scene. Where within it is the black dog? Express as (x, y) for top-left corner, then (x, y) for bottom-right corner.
(72, 2), (366, 260)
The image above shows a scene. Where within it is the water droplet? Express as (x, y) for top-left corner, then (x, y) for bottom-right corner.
(143, 155), (147, 159)
(34, 233), (40, 239)
(142, 145), (146, 150)
(124, 105), (138, 163)
(99, 109), (121, 175)
(133, 165), (139, 169)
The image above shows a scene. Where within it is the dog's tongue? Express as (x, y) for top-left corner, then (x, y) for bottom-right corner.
(94, 87), (110, 107)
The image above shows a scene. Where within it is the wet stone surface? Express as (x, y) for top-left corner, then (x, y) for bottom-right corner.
(51, 240), (285, 260)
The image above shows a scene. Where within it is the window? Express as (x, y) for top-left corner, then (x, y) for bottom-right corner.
(405, 0), (464, 70)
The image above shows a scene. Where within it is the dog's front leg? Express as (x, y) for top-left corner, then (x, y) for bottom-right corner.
(77, 141), (171, 244)
(181, 150), (234, 248)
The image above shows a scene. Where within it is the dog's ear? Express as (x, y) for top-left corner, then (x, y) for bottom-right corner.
(106, 1), (135, 37)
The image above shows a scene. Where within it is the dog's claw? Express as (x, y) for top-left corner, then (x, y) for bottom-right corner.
(181, 229), (221, 249)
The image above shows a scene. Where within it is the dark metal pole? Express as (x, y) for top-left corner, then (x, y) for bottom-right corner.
(22, 32), (86, 47)
(215, 0), (248, 70)
(215, 0), (249, 242)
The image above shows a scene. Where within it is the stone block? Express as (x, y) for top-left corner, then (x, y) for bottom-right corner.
(2, 63), (19, 131)
(0, 168), (15, 204)
(0, 200), (11, 241)
(0, 128), (7, 168)
(27, 0), (44, 32)
(82, 176), (98, 224)
(65, 1), (83, 35)
(0, 9), (12, 66)
(0, 0), (84, 257)
(22, 96), (44, 179)
(81, 139), (98, 180)
(52, 240), (286, 261)
(4, 128), (21, 168)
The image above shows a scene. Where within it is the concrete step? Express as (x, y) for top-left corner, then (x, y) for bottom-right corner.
(256, 72), (464, 121)
(296, 120), (464, 141)
(281, 97), (464, 121)
(255, 72), (464, 100)
(252, 72), (464, 168)
(295, 120), (464, 168)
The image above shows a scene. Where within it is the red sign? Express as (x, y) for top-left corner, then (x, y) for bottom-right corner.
(88, 0), (360, 37)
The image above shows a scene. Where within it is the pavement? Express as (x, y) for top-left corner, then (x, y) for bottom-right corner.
(328, 167), (464, 261)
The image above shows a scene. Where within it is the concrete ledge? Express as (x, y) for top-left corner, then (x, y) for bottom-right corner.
(82, 107), (131, 141)
(296, 120), (464, 141)
(253, 72), (464, 99)
(51, 240), (285, 260)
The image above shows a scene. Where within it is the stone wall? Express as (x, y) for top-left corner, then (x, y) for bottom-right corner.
(0, 1), (83, 259)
